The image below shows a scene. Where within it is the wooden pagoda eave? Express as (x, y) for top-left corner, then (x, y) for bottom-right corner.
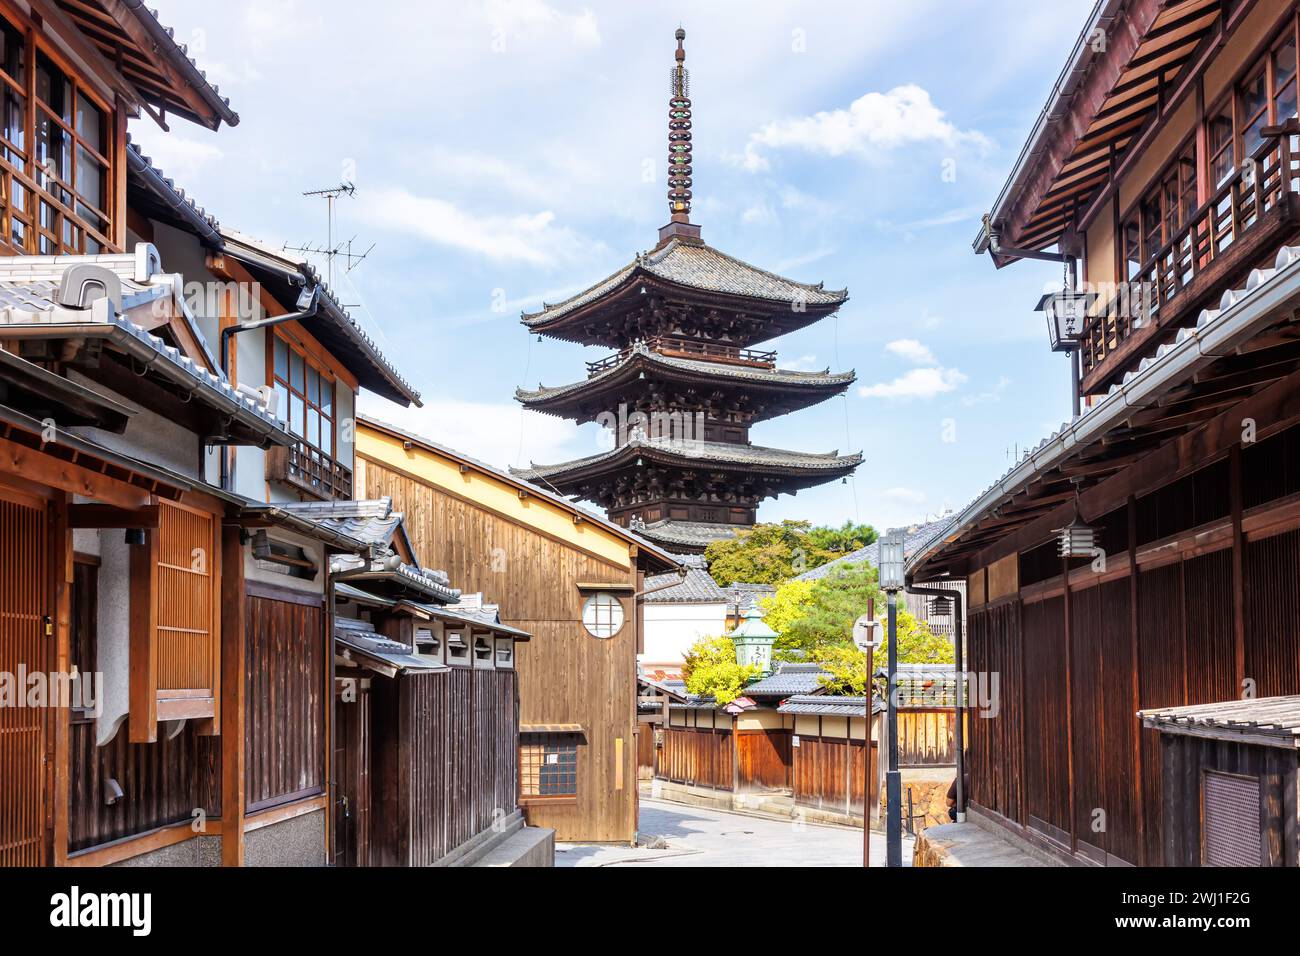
(528, 271), (842, 348)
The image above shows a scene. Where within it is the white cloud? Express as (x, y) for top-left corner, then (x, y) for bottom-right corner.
(859, 366), (967, 400)
(741, 84), (989, 169)
(885, 338), (936, 365)
(962, 376), (1012, 406)
(882, 486), (927, 505)
(782, 354), (822, 372)
(358, 394), (582, 472)
(128, 132), (223, 184)
(360, 187), (594, 266)
(486, 0), (600, 47)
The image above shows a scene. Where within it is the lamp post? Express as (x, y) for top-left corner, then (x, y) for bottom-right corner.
(1035, 285), (1094, 420)
(852, 603), (880, 868)
(878, 531), (906, 868)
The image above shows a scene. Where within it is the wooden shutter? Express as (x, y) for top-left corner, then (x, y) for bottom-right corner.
(130, 499), (220, 742)
(1203, 770), (1262, 867)
(0, 492), (47, 865)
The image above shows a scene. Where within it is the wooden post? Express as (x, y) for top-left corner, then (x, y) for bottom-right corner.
(50, 492), (71, 865)
(128, 525), (158, 744)
(1128, 495), (1146, 865)
(1062, 556), (1077, 854)
(220, 525), (246, 866)
(1229, 444), (1247, 696)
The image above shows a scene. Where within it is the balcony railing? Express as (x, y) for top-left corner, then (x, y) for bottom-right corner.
(587, 336), (777, 375)
(267, 440), (353, 501)
(1080, 128), (1300, 392)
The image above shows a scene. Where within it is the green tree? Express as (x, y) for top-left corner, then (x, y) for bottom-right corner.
(681, 635), (762, 706)
(704, 519), (878, 587)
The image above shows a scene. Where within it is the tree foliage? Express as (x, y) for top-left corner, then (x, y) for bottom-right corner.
(681, 635), (762, 706)
(704, 520), (878, 587)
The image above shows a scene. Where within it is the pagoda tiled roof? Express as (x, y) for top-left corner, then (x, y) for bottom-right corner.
(521, 236), (848, 327)
(637, 521), (741, 550)
(516, 342), (854, 405)
(511, 437), (862, 483)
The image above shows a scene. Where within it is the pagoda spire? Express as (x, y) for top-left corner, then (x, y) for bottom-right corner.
(667, 27), (693, 225)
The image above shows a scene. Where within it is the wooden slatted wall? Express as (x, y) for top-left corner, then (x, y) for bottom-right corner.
(245, 593), (325, 811)
(790, 737), (868, 815)
(658, 727), (733, 790)
(156, 500), (217, 692)
(0, 494), (46, 865)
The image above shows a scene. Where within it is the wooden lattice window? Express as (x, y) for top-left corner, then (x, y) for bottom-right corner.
(129, 499), (220, 743)
(0, 5), (117, 256)
(519, 733), (579, 801)
(267, 328), (352, 500)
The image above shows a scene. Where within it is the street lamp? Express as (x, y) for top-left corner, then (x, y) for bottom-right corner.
(1036, 288), (1095, 420)
(852, 608), (880, 868)
(877, 530), (905, 868)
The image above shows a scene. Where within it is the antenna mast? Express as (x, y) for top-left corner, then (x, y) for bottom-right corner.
(284, 182), (375, 288)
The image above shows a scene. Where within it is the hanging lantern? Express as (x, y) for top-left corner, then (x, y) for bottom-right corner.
(1056, 519), (1096, 558)
(1036, 289), (1096, 353)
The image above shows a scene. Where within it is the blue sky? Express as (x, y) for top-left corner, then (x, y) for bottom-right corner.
(136, 0), (1096, 531)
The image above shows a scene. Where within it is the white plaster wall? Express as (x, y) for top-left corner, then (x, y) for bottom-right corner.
(66, 372), (202, 478)
(244, 528), (327, 596)
(641, 601), (727, 671)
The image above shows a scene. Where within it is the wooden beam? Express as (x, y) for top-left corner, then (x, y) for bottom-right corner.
(128, 528), (158, 743)
(50, 493), (71, 866)
(0, 435), (151, 510)
(67, 504), (160, 529)
(220, 525), (246, 866)
(1229, 444), (1246, 697)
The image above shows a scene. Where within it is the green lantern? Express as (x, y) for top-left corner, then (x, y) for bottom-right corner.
(729, 605), (779, 676)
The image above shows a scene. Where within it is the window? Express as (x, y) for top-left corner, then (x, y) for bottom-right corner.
(581, 592), (624, 638)
(415, 626), (440, 661)
(445, 630), (469, 664)
(272, 331), (336, 459)
(472, 634), (492, 668)
(520, 733), (578, 800)
(495, 638), (513, 668)
(0, 9), (115, 255)
(1118, 140), (1196, 274)
(268, 328), (353, 499)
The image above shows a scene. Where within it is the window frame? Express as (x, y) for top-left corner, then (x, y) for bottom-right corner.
(581, 592), (625, 639)
(0, 1), (117, 256)
(519, 732), (579, 803)
(269, 326), (339, 462)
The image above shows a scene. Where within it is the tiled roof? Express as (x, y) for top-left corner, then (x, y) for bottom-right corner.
(637, 520), (740, 550)
(522, 237), (848, 326)
(727, 582), (776, 608)
(514, 437), (862, 481)
(334, 617), (443, 673)
(0, 250), (288, 445)
(126, 140), (221, 248)
(643, 565), (729, 603)
(743, 664), (831, 697)
(778, 695), (869, 717)
(274, 497), (411, 555)
(1140, 696), (1300, 745)
(516, 342), (854, 403)
(219, 229), (422, 407)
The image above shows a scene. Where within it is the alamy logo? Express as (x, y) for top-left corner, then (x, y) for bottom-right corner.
(49, 886), (151, 936)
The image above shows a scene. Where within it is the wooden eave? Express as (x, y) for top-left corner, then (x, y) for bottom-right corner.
(994, 0), (1230, 258)
(528, 271), (842, 349)
(911, 310), (1300, 582)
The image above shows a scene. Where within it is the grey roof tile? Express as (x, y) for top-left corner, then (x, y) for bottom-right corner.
(514, 437), (862, 481)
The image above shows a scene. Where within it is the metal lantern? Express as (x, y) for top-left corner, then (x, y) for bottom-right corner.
(878, 531), (906, 591)
(1057, 519), (1097, 558)
(1036, 289), (1095, 353)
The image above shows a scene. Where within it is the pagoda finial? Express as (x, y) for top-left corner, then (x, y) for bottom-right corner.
(668, 28), (693, 224)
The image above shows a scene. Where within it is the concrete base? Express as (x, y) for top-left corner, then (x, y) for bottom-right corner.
(648, 780), (864, 829)
(441, 810), (555, 867)
(913, 818), (1060, 867)
(473, 826), (555, 867)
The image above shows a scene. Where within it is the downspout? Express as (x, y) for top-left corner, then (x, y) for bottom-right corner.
(906, 582), (966, 822)
(217, 285), (321, 491)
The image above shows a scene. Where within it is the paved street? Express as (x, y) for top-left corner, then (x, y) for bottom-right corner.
(555, 798), (914, 867)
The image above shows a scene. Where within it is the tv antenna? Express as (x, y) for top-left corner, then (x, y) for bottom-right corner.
(283, 182), (375, 287)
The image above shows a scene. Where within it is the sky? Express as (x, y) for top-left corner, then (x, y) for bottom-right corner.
(135, 0), (1097, 532)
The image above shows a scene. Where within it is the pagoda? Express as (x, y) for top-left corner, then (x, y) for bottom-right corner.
(513, 28), (860, 554)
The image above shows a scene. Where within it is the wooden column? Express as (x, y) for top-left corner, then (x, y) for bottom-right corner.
(220, 525), (246, 866)
(128, 526), (158, 744)
(1229, 444), (1247, 696)
(1062, 556), (1077, 854)
(1127, 495), (1146, 865)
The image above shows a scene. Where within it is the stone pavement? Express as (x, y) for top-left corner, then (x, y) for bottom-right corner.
(555, 797), (913, 867)
(913, 820), (1057, 866)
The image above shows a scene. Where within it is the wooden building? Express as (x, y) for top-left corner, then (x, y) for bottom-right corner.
(1140, 697), (1300, 866)
(912, 0), (1300, 866)
(512, 29), (859, 555)
(355, 417), (679, 844)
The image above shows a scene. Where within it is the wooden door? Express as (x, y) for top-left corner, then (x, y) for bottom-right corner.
(332, 684), (371, 867)
(0, 491), (48, 866)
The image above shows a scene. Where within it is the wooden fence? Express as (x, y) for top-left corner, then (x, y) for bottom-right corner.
(657, 727), (733, 790)
(791, 736), (871, 816)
